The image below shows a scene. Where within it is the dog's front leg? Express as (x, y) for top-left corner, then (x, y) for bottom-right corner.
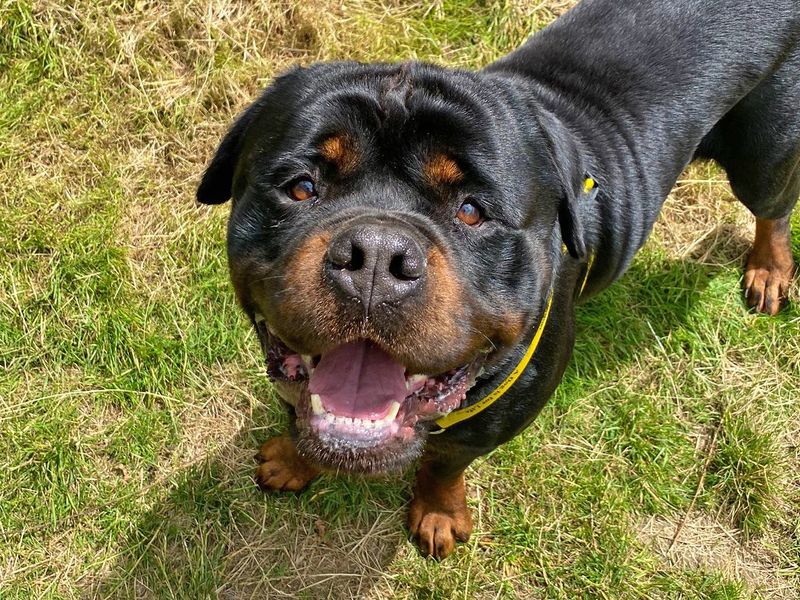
(408, 461), (474, 559)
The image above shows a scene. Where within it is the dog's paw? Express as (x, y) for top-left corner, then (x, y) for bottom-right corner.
(744, 218), (795, 316)
(254, 435), (319, 492)
(744, 265), (793, 315)
(408, 503), (472, 559)
(744, 255), (794, 316)
(408, 467), (473, 560)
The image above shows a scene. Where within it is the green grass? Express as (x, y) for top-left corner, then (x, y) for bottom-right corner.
(1, 1), (799, 598)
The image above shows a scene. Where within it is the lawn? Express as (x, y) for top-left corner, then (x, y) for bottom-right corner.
(1, 1), (798, 598)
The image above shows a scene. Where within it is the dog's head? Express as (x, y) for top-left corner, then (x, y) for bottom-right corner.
(198, 62), (585, 474)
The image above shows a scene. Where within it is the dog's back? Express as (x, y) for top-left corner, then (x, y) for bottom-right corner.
(487, 0), (800, 294)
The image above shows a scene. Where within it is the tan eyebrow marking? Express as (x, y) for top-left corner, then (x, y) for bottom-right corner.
(424, 154), (464, 186)
(319, 134), (359, 175)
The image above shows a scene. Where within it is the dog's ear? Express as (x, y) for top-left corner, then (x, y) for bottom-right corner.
(557, 178), (587, 260)
(197, 66), (304, 205)
(536, 112), (589, 259)
(196, 99), (267, 205)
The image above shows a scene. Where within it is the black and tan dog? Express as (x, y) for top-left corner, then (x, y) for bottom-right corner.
(197, 0), (799, 558)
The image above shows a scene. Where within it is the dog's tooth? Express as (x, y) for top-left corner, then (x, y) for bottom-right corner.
(301, 354), (313, 366)
(405, 374), (428, 390)
(310, 394), (323, 415)
(324, 412), (334, 423)
(254, 313), (265, 323)
(386, 401), (401, 421)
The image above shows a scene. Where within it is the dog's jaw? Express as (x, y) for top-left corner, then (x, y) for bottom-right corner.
(255, 314), (485, 474)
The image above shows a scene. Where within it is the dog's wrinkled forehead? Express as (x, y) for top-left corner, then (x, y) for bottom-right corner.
(198, 60), (584, 259)
(246, 62), (509, 191)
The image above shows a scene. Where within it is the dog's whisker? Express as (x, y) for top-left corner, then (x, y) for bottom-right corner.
(469, 327), (497, 352)
(251, 274), (286, 284)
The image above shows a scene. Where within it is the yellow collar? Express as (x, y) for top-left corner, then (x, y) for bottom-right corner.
(431, 283), (555, 432)
(431, 177), (597, 434)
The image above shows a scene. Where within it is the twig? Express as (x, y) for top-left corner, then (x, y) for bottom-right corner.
(667, 417), (723, 553)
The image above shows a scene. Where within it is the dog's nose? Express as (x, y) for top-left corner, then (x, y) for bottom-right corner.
(325, 223), (427, 310)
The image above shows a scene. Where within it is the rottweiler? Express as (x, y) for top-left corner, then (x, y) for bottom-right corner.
(197, 0), (799, 559)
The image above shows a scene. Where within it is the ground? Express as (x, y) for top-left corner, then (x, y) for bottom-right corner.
(1, 1), (798, 598)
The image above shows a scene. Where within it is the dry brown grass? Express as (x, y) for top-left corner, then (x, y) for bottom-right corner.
(639, 513), (798, 599)
(219, 508), (405, 599)
(3, 0), (799, 598)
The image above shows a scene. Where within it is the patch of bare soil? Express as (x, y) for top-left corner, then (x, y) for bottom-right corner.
(638, 513), (799, 599)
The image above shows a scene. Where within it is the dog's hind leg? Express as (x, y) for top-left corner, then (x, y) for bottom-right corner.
(696, 48), (800, 315)
(743, 214), (795, 315)
(724, 158), (797, 314)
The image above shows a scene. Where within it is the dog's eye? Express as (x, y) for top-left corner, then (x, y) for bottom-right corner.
(456, 201), (483, 226)
(287, 178), (316, 201)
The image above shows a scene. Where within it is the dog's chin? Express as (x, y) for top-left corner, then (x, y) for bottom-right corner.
(294, 415), (427, 475)
(260, 317), (485, 475)
(275, 376), (449, 475)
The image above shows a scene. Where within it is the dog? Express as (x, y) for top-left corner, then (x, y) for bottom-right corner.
(197, 0), (799, 559)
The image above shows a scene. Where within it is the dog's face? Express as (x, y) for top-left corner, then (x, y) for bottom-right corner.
(198, 62), (584, 474)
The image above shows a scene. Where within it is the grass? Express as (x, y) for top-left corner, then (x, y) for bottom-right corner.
(1, 0), (798, 598)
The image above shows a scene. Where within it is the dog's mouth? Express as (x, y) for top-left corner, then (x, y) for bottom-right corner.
(255, 315), (484, 473)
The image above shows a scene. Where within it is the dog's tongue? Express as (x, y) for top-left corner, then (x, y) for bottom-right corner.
(308, 341), (407, 419)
